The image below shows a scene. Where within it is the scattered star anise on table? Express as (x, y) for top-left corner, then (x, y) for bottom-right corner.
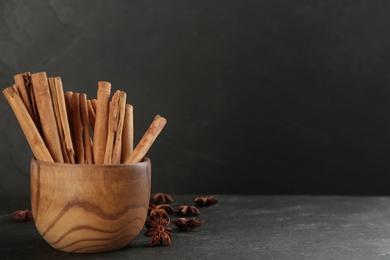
(176, 205), (200, 216)
(144, 209), (172, 246)
(12, 209), (33, 221)
(150, 193), (174, 204)
(172, 218), (204, 231)
(194, 196), (218, 207)
(144, 194), (219, 246)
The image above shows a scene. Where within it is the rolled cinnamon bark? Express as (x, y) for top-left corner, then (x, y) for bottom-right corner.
(48, 77), (66, 163)
(14, 72), (42, 135)
(111, 91), (127, 164)
(91, 99), (97, 112)
(93, 82), (111, 164)
(31, 72), (63, 163)
(70, 92), (84, 164)
(64, 91), (73, 105)
(52, 78), (75, 164)
(87, 100), (96, 129)
(80, 93), (93, 164)
(104, 91), (120, 164)
(2, 86), (53, 162)
(13, 73), (34, 119)
(121, 104), (134, 163)
(64, 91), (75, 149)
(28, 75), (41, 135)
(124, 115), (167, 163)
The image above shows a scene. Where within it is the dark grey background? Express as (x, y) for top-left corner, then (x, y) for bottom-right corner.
(1, 0), (390, 198)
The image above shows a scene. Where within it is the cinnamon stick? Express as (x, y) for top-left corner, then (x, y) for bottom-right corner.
(111, 91), (127, 164)
(56, 80), (75, 164)
(13, 73), (34, 119)
(48, 77), (66, 163)
(14, 72), (41, 134)
(31, 72), (63, 163)
(2, 86), (53, 162)
(124, 115), (167, 163)
(91, 99), (97, 112)
(87, 100), (96, 129)
(48, 78), (75, 164)
(70, 92), (84, 164)
(104, 91), (120, 164)
(121, 104), (134, 163)
(64, 91), (75, 149)
(93, 82), (111, 164)
(64, 91), (73, 105)
(80, 94), (93, 164)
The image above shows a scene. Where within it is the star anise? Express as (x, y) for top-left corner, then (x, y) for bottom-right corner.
(176, 205), (200, 216)
(12, 209), (33, 221)
(144, 209), (172, 246)
(172, 218), (204, 231)
(148, 204), (157, 215)
(150, 192), (174, 204)
(194, 196), (218, 207)
(155, 204), (175, 214)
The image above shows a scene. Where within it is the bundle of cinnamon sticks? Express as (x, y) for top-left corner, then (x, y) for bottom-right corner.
(2, 72), (167, 164)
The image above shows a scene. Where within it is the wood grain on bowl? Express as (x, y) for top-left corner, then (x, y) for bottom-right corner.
(30, 157), (151, 253)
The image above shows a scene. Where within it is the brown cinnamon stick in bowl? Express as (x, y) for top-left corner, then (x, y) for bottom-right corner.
(87, 100), (96, 129)
(64, 91), (75, 150)
(70, 92), (84, 164)
(93, 82), (111, 164)
(80, 93), (93, 164)
(104, 90), (120, 164)
(31, 72), (63, 163)
(13, 73), (34, 120)
(111, 91), (127, 164)
(121, 104), (134, 163)
(124, 115), (167, 163)
(48, 77), (76, 164)
(91, 99), (97, 112)
(51, 78), (75, 164)
(104, 91), (127, 164)
(2, 86), (53, 162)
(14, 72), (42, 135)
(48, 77), (66, 163)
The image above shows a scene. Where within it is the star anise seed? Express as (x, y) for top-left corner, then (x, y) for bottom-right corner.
(12, 209), (33, 221)
(155, 204), (175, 214)
(176, 205), (200, 216)
(150, 193), (174, 204)
(144, 209), (172, 246)
(194, 196), (218, 207)
(172, 217), (204, 231)
(149, 208), (170, 221)
(148, 204), (157, 215)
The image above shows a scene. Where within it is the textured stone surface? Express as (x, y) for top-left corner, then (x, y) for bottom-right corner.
(2, 195), (390, 259)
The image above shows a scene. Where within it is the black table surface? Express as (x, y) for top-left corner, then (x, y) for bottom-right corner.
(1, 195), (390, 259)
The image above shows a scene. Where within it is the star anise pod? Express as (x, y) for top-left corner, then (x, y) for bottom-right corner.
(176, 205), (200, 216)
(155, 204), (175, 214)
(149, 208), (170, 220)
(150, 192), (174, 204)
(12, 209), (33, 221)
(144, 209), (172, 246)
(172, 218), (204, 231)
(194, 196), (218, 207)
(148, 203), (157, 215)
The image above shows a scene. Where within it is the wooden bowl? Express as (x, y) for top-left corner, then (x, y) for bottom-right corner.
(30, 157), (151, 253)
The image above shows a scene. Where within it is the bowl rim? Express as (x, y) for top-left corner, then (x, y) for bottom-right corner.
(31, 157), (150, 168)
